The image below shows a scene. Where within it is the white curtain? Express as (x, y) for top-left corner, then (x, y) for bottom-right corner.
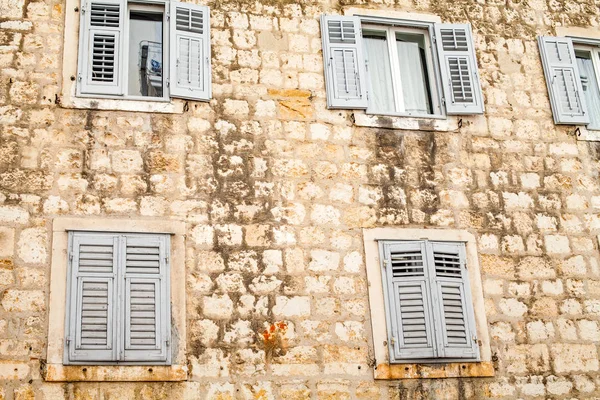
(577, 56), (600, 129)
(396, 41), (429, 114)
(363, 36), (395, 113)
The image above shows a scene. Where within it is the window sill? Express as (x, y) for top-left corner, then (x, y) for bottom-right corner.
(60, 96), (185, 114)
(353, 112), (458, 132)
(42, 364), (187, 382)
(375, 361), (494, 380)
(576, 126), (600, 141)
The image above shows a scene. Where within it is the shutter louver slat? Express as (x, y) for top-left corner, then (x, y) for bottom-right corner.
(90, 3), (120, 27)
(434, 23), (484, 115)
(170, 2), (211, 101)
(320, 15), (368, 109)
(538, 36), (590, 125)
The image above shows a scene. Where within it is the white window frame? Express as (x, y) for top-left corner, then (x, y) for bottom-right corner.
(573, 43), (600, 131)
(361, 21), (444, 118)
(363, 227), (493, 380)
(44, 217), (187, 382)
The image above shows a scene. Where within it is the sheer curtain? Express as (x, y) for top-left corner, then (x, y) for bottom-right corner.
(396, 40), (430, 114)
(577, 56), (600, 129)
(363, 35), (395, 113)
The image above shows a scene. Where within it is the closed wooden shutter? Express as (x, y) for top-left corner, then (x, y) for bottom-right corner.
(78, 0), (125, 95)
(65, 232), (171, 365)
(320, 15), (368, 109)
(434, 24), (484, 115)
(66, 233), (119, 362)
(169, 2), (211, 101)
(429, 242), (479, 360)
(538, 36), (590, 125)
(122, 236), (170, 362)
(382, 242), (436, 361)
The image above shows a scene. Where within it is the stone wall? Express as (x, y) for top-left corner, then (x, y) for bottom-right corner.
(1, 0), (600, 398)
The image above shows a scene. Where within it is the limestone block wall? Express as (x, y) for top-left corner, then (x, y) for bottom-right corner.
(1, 0), (600, 398)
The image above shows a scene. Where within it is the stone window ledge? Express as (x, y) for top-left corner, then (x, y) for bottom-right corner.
(352, 112), (458, 132)
(60, 96), (185, 114)
(375, 361), (494, 380)
(575, 126), (600, 142)
(42, 364), (187, 382)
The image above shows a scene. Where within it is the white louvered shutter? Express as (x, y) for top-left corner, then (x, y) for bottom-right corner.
(78, 0), (125, 95)
(66, 233), (119, 363)
(434, 24), (484, 115)
(382, 242), (436, 361)
(428, 242), (479, 360)
(121, 235), (170, 363)
(320, 15), (368, 109)
(169, 2), (211, 101)
(538, 36), (590, 125)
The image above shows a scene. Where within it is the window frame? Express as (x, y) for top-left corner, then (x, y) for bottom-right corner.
(361, 22), (444, 118)
(362, 227), (493, 380)
(121, 1), (169, 102)
(76, 0), (171, 102)
(44, 217), (187, 382)
(573, 42), (600, 131)
(357, 16), (446, 119)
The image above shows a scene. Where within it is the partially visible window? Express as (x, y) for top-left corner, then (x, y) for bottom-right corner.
(379, 240), (479, 363)
(575, 46), (600, 130)
(319, 15), (485, 116)
(64, 231), (171, 365)
(363, 26), (438, 116)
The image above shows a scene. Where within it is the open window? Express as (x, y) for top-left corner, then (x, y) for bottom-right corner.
(320, 15), (485, 117)
(77, 0), (211, 102)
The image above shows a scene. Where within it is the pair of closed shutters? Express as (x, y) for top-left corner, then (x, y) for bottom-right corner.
(380, 241), (479, 362)
(538, 36), (591, 125)
(78, 0), (211, 101)
(320, 16), (485, 115)
(65, 231), (171, 364)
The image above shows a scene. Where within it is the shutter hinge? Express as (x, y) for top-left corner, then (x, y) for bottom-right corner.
(77, 73), (82, 82)
(166, 339), (170, 347)
(383, 258), (390, 268)
(65, 336), (71, 346)
(391, 336), (396, 345)
(165, 256), (169, 264)
(69, 252), (73, 262)
(166, 78), (170, 88)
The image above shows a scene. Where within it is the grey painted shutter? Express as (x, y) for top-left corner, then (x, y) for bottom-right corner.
(169, 2), (211, 101)
(382, 241), (436, 361)
(121, 235), (170, 363)
(428, 242), (479, 360)
(538, 36), (590, 125)
(66, 233), (119, 363)
(434, 24), (484, 115)
(320, 15), (368, 109)
(78, 0), (125, 95)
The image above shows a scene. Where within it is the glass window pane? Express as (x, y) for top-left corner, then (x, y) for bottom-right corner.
(575, 50), (600, 130)
(395, 32), (432, 115)
(128, 11), (163, 97)
(363, 30), (395, 113)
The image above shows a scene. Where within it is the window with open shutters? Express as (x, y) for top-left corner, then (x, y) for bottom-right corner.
(379, 240), (479, 363)
(320, 15), (484, 116)
(64, 231), (171, 365)
(77, 0), (211, 102)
